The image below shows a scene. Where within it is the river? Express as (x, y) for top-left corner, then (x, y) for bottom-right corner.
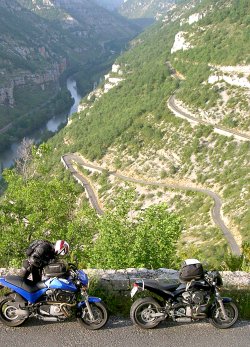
(0, 77), (82, 169)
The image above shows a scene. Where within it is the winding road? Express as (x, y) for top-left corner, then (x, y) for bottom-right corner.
(168, 95), (250, 142)
(61, 154), (241, 256)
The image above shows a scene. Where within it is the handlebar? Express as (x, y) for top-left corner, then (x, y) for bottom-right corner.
(68, 263), (78, 271)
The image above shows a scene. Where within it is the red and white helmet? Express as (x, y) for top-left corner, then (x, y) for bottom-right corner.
(54, 240), (69, 256)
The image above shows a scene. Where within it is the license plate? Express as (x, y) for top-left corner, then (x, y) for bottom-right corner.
(130, 286), (138, 298)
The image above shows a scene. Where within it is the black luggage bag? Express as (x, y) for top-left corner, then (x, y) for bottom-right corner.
(179, 262), (204, 282)
(43, 261), (68, 278)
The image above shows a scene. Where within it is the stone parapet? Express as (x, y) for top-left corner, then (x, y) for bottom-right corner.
(0, 268), (249, 293)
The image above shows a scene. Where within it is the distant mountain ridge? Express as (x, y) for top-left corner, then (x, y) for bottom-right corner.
(119, 0), (176, 19)
(93, 0), (124, 11)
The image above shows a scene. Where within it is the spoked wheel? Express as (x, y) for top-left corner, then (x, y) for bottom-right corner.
(0, 298), (28, 327)
(78, 302), (108, 330)
(130, 297), (163, 329)
(209, 302), (239, 329)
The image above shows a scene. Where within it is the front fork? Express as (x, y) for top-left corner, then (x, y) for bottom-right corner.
(81, 289), (94, 320)
(215, 290), (229, 320)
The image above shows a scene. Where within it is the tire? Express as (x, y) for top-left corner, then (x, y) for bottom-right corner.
(0, 298), (28, 327)
(130, 297), (162, 329)
(209, 301), (239, 329)
(78, 302), (109, 330)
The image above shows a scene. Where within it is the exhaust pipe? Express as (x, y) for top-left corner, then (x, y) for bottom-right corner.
(37, 315), (58, 322)
(176, 317), (192, 323)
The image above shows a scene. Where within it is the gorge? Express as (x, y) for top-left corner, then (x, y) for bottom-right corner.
(0, 77), (82, 170)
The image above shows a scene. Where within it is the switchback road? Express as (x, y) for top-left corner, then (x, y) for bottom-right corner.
(61, 154), (241, 255)
(0, 317), (249, 347)
(168, 95), (250, 142)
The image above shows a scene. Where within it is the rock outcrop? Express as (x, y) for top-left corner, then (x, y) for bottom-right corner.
(208, 65), (250, 89)
(0, 59), (66, 106)
(171, 31), (192, 54)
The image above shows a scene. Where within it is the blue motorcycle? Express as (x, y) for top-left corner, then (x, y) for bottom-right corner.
(0, 262), (108, 329)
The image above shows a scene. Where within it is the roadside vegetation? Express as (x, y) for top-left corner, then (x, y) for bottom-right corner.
(0, 147), (182, 270)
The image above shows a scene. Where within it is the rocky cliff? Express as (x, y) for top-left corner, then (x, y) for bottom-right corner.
(0, 60), (66, 107)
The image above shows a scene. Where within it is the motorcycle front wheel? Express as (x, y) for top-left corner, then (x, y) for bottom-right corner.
(78, 302), (108, 330)
(0, 298), (28, 327)
(130, 297), (162, 329)
(209, 301), (238, 329)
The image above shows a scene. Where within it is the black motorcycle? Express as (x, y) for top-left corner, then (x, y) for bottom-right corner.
(130, 268), (238, 329)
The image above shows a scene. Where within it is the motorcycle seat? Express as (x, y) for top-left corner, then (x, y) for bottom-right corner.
(4, 275), (47, 293)
(144, 279), (180, 292)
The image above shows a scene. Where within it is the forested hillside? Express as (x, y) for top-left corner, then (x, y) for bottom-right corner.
(1, 0), (249, 270)
(119, 0), (175, 19)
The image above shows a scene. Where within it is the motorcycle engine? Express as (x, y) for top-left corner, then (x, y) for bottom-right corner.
(45, 289), (75, 303)
(182, 290), (207, 305)
(181, 290), (210, 317)
(54, 290), (75, 303)
(39, 303), (65, 317)
(39, 290), (76, 318)
(191, 291), (206, 305)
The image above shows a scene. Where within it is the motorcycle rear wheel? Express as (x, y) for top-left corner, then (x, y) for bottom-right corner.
(78, 302), (108, 330)
(0, 298), (28, 327)
(130, 297), (162, 329)
(209, 301), (238, 329)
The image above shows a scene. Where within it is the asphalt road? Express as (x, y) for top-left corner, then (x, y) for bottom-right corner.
(0, 317), (250, 347)
(62, 154), (241, 255)
(168, 95), (250, 141)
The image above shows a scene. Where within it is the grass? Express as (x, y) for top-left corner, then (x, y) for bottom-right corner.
(222, 288), (250, 320)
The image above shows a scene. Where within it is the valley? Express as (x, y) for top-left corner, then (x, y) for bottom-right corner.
(0, 0), (142, 154)
(0, 77), (81, 169)
(0, 0), (249, 271)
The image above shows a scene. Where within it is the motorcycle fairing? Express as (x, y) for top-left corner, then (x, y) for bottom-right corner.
(0, 276), (47, 303)
(45, 277), (77, 292)
(77, 270), (88, 286)
(77, 297), (102, 308)
(222, 297), (233, 303)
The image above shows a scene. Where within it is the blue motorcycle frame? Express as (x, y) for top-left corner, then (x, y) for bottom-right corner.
(0, 267), (108, 329)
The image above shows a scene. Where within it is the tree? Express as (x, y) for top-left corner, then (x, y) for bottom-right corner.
(89, 189), (136, 269)
(0, 169), (77, 267)
(131, 204), (182, 269)
(15, 140), (52, 180)
(88, 189), (182, 269)
(15, 138), (35, 181)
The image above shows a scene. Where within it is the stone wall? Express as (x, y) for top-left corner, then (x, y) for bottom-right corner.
(1, 268), (249, 294)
